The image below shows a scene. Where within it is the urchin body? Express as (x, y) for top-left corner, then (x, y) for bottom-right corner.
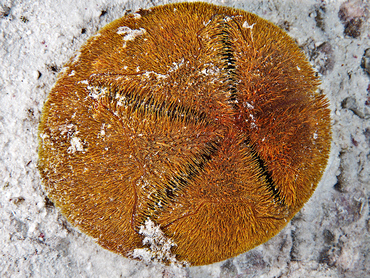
(38, 2), (331, 266)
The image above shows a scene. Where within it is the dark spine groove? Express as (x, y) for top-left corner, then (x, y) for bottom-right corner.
(102, 86), (208, 125)
(219, 18), (283, 204)
(141, 141), (220, 223)
(245, 139), (283, 204)
(165, 141), (220, 196)
(219, 18), (238, 106)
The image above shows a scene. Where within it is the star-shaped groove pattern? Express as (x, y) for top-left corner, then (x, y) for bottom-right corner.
(38, 2), (331, 266)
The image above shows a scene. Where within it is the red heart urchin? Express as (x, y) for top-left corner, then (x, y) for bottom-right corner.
(38, 2), (331, 266)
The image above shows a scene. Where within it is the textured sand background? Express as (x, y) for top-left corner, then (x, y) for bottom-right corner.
(1, 0), (369, 277)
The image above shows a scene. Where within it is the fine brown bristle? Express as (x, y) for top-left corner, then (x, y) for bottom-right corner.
(38, 2), (331, 266)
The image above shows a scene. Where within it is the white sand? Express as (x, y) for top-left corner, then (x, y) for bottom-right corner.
(1, 0), (369, 277)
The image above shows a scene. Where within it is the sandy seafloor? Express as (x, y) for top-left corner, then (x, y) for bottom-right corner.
(0, 0), (369, 277)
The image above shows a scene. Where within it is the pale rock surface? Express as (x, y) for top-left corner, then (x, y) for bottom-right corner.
(1, 0), (369, 277)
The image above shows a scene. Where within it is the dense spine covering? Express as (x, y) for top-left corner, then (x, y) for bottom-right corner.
(38, 2), (331, 266)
